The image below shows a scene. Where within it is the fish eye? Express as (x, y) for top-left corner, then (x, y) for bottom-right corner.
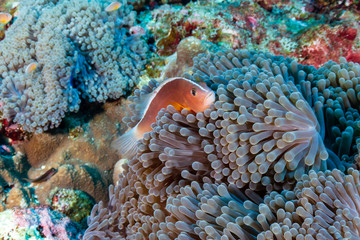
(191, 88), (196, 96)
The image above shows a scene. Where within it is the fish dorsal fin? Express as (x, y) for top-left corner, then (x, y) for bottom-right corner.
(199, 81), (207, 88)
(133, 78), (176, 121)
(123, 79), (160, 128)
(139, 78), (181, 114)
(136, 92), (151, 120)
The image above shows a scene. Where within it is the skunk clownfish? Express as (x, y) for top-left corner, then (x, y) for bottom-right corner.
(112, 77), (215, 159)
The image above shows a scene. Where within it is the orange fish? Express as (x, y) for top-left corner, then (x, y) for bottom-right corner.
(0, 12), (12, 25)
(25, 62), (37, 74)
(112, 77), (215, 159)
(105, 2), (121, 12)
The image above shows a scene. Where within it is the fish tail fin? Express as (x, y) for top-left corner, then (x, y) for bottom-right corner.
(111, 127), (140, 159)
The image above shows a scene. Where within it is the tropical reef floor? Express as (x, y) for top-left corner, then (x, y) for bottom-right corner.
(1, 0), (360, 239)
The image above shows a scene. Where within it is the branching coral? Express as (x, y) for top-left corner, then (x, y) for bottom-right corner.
(0, 0), (148, 133)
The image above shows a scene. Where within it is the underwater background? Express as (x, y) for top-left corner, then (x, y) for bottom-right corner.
(1, 0), (360, 239)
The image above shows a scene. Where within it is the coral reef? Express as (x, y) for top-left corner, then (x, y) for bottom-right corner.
(19, 100), (126, 205)
(161, 36), (219, 79)
(0, 149), (34, 211)
(0, 207), (84, 239)
(307, 0), (360, 13)
(2, 0), (360, 238)
(0, 98), (126, 216)
(298, 25), (358, 67)
(144, 0), (360, 68)
(147, 2), (260, 56)
(0, 0), (148, 133)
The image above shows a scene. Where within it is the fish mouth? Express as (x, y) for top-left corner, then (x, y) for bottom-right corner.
(204, 91), (216, 105)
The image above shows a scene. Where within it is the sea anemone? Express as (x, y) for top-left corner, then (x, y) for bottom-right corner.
(312, 58), (360, 163)
(84, 48), (357, 239)
(186, 49), (338, 190)
(163, 181), (266, 239)
(260, 168), (360, 239)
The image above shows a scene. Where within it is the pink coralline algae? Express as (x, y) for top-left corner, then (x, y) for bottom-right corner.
(296, 25), (358, 68)
(0, 103), (27, 143)
(0, 119), (27, 143)
(145, 0), (360, 68)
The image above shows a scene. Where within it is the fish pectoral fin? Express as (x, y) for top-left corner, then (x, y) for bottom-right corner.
(169, 102), (191, 112)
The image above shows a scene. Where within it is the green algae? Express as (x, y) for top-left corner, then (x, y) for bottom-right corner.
(50, 188), (95, 225)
